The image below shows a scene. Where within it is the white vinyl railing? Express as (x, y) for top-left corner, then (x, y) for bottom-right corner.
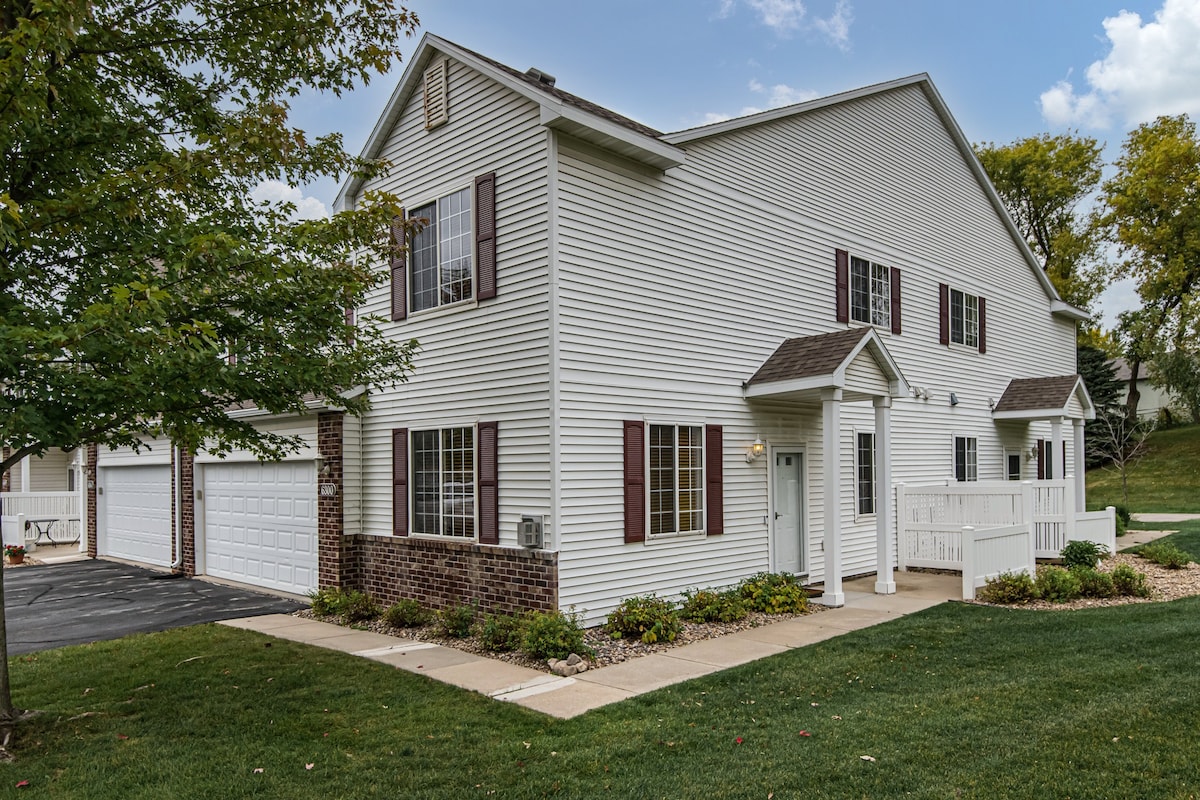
(961, 524), (1036, 600)
(0, 491), (82, 546)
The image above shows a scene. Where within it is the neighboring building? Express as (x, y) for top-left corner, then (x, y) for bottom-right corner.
(78, 34), (1092, 622)
(1111, 358), (1176, 420)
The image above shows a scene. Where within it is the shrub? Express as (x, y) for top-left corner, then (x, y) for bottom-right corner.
(435, 602), (477, 638)
(521, 610), (590, 661)
(1111, 563), (1151, 597)
(1073, 566), (1116, 599)
(1139, 541), (1192, 569)
(738, 572), (809, 614)
(680, 588), (748, 623)
(309, 587), (379, 622)
(605, 595), (683, 644)
(1061, 540), (1109, 570)
(383, 598), (431, 628)
(478, 612), (527, 652)
(1113, 504), (1132, 529)
(977, 571), (1037, 604)
(1035, 565), (1082, 603)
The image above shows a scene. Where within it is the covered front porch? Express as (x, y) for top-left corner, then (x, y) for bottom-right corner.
(744, 327), (908, 607)
(1, 448), (85, 550)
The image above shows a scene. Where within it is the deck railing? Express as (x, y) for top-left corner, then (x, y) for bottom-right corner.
(0, 491), (82, 547)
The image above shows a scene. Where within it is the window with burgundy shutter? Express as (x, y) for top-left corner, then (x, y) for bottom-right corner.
(623, 421), (645, 543)
(839, 249), (900, 332)
(407, 425), (477, 539)
(835, 249), (849, 323)
(705, 424), (723, 536)
(390, 214), (407, 321)
(477, 421), (498, 544)
(475, 172), (496, 301)
(944, 286), (985, 353)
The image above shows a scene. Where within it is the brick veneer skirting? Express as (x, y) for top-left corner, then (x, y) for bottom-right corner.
(348, 534), (558, 615)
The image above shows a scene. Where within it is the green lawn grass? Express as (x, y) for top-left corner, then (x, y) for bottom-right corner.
(1088, 423), (1200, 512)
(1123, 518), (1200, 560)
(3, 603), (1200, 799)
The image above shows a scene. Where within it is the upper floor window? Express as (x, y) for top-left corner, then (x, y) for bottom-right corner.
(835, 249), (901, 334)
(950, 289), (980, 347)
(410, 188), (473, 313)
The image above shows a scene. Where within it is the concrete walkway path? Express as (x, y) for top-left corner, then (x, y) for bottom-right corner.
(1123, 513), (1200, 549)
(220, 571), (958, 719)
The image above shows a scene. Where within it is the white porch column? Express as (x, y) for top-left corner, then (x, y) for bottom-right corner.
(1072, 418), (1086, 510)
(19, 454), (31, 493)
(1050, 417), (1064, 480)
(874, 396), (896, 595)
(819, 388), (845, 607)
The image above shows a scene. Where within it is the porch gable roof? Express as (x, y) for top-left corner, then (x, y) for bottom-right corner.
(992, 374), (1095, 421)
(743, 327), (908, 401)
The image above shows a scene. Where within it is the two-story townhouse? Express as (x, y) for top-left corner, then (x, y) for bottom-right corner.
(81, 34), (1093, 623)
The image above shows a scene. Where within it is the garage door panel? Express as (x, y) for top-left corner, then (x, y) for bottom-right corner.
(203, 461), (317, 596)
(101, 465), (172, 567)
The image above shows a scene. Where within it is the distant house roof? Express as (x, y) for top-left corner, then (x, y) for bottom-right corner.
(992, 375), (1094, 420)
(1109, 357), (1147, 382)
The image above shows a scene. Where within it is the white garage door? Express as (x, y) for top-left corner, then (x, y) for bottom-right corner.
(100, 465), (173, 566)
(203, 461), (318, 596)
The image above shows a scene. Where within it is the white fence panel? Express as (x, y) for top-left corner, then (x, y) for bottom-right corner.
(961, 524), (1036, 600)
(0, 492), (81, 543)
(1074, 507), (1117, 555)
(2, 514), (27, 549)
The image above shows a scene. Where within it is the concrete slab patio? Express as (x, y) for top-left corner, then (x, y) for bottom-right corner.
(221, 571), (961, 719)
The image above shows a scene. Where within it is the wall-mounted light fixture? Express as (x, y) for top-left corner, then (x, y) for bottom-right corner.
(315, 454), (330, 477)
(746, 437), (766, 463)
(949, 392), (959, 406)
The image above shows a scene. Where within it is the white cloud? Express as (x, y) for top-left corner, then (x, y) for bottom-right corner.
(1040, 0), (1200, 129)
(724, 0), (854, 47)
(701, 79), (819, 125)
(251, 180), (329, 221)
(813, 0), (853, 51)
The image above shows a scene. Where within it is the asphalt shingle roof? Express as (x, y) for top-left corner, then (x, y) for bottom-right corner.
(746, 328), (872, 386)
(993, 375), (1082, 413)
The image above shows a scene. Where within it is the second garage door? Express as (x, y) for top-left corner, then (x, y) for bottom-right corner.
(202, 461), (318, 596)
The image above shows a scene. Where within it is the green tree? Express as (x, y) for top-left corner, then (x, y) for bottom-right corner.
(1100, 115), (1200, 419)
(975, 133), (1105, 312)
(1077, 345), (1123, 468)
(0, 0), (420, 751)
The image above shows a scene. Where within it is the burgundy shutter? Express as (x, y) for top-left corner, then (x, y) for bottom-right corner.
(392, 429), (409, 536)
(977, 296), (987, 354)
(705, 424), (724, 536)
(1036, 440), (1046, 481)
(390, 213), (407, 321)
(835, 249), (849, 323)
(475, 172), (497, 301)
(477, 421), (499, 544)
(344, 306), (355, 344)
(623, 420), (646, 543)
(938, 283), (950, 345)
(890, 267), (902, 334)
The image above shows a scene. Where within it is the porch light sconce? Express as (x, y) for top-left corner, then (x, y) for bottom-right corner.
(1028, 445), (1039, 462)
(315, 454), (330, 477)
(949, 392), (959, 406)
(988, 397), (996, 410)
(746, 438), (766, 463)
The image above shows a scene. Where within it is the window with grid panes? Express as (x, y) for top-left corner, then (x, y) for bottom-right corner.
(850, 256), (891, 328)
(410, 187), (473, 312)
(954, 436), (978, 482)
(950, 289), (980, 347)
(649, 424), (704, 536)
(411, 426), (475, 537)
(856, 432), (876, 515)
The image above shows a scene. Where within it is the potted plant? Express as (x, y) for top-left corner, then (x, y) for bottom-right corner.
(5, 544), (26, 565)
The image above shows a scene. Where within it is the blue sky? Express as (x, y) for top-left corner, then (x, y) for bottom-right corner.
(270, 0), (1200, 326)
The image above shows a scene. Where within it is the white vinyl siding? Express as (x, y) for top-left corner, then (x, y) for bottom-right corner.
(352, 56), (553, 547)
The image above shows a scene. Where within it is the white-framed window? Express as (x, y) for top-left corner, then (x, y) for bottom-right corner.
(1006, 452), (1021, 481)
(954, 436), (978, 482)
(850, 256), (891, 328)
(410, 187), (473, 313)
(648, 423), (704, 537)
(855, 431), (876, 516)
(411, 425), (475, 538)
(950, 289), (980, 347)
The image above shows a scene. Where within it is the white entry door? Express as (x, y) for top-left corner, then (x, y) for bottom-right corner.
(772, 450), (806, 575)
(202, 461), (318, 596)
(99, 465), (173, 566)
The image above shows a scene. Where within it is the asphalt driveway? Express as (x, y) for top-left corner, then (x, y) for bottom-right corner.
(2, 560), (305, 655)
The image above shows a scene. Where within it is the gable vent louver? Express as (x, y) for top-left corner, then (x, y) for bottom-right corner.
(423, 58), (449, 130)
(525, 67), (556, 88)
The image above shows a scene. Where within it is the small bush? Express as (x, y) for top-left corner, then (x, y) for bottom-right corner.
(1073, 566), (1116, 599)
(738, 572), (809, 614)
(605, 595), (683, 644)
(1113, 504), (1132, 528)
(1035, 565), (1082, 603)
(522, 610), (590, 661)
(1111, 563), (1151, 597)
(478, 612), (527, 652)
(383, 598), (431, 628)
(1139, 541), (1192, 569)
(1061, 540), (1109, 570)
(309, 587), (379, 622)
(435, 602), (477, 638)
(977, 571), (1037, 604)
(680, 588), (748, 623)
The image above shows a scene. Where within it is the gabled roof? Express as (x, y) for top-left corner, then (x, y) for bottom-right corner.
(992, 375), (1095, 421)
(744, 327), (907, 401)
(335, 33), (684, 211)
(1109, 357), (1145, 382)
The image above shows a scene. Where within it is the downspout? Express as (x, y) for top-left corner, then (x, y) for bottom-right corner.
(171, 445), (184, 570)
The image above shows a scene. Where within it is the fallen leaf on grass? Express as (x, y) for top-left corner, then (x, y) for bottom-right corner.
(15, 780), (29, 788)
(735, 737), (744, 745)
(798, 731), (812, 737)
(253, 768), (264, 774)
(832, 715), (842, 720)
(116, 734), (129, 741)
(860, 755), (876, 762)
(305, 763), (314, 771)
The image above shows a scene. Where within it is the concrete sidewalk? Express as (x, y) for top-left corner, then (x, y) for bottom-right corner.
(220, 572), (957, 719)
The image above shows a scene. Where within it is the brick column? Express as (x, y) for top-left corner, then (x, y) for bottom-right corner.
(317, 412), (346, 588)
(86, 443), (98, 558)
(180, 448), (196, 575)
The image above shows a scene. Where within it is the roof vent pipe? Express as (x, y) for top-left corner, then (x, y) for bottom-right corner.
(525, 67), (556, 87)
